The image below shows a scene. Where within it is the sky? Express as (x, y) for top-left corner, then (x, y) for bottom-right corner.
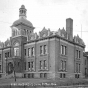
(0, 0), (88, 51)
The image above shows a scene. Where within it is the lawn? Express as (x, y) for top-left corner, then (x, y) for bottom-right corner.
(0, 78), (88, 86)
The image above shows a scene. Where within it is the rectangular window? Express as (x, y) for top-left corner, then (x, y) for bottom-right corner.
(31, 61), (34, 69)
(28, 62), (30, 70)
(40, 61), (41, 69)
(0, 54), (1, 61)
(76, 50), (80, 59)
(40, 73), (43, 78)
(61, 45), (67, 55)
(44, 60), (47, 69)
(7, 52), (9, 57)
(60, 73), (62, 78)
(76, 50), (78, 58)
(85, 68), (87, 76)
(24, 49), (26, 56)
(14, 48), (16, 56)
(44, 45), (47, 54)
(61, 60), (63, 70)
(31, 47), (34, 56)
(40, 46), (43, 55)
(5, 53), (7, 58)
(79, 51), (80, 58)
(16, 48), (19, 56)
(63, 61), (66, 71)
(63, 46), (65, 55)
(79, 64), (80, 73)
(85, 60), (86, 65)
(76, 63), (78, 73)
(14, 48), (19, 56)
(61, 45), (63, 54)
(44, 73), (47, 78)
(63, 73), (66, 78)
(18, 62), (20, 66)
(31, 73), (34, 78)
(28, 48), (31, 57)
(28, 74), (30, 78)
(64, 46), (67, 55)
(24, 74), (26, 78)
(40, 61), (43, 69)
(24, 62), (26, 70)
(0, 65), (1, 71)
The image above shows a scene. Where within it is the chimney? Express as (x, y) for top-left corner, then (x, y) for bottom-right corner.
(66, 18), (73, 41)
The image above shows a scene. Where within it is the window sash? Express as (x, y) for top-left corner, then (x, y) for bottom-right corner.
(0, 54), (1, 60)
(76, 63), (78, 73)
(76, 50), (81, 59)
(79, 51), (80, 58)
(63, 46), (65, 55)
(61, 60), (63, 70)
(44, 60), (47, 69)
(24, 62), (26, 70)
(44, 45), (47, 54)
(63, 61), (66, 71)
(61, 45), (67, 55)
(61, 45), (63, 54)
(31, 62), (34, 68)
(0, 65), (1, 71)
(28, 48), (31, 57)
(14, 47), (19, 56)
(28, 62), (30, 69)
(40, 61), (43, 69)
(8, 52), (9, 57)
(65, 46), (66, 55)
(79, 64), (80, 73)
(40, 46), (43, 55)
(31, 47), (34, 56)
(24, 49), (26, 56)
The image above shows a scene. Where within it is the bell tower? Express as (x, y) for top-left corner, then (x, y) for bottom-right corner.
(10, 5), (35, 73)
(11, 5), (34, 38)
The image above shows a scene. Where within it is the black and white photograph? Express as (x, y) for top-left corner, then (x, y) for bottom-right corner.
(0, 0), (88, 88)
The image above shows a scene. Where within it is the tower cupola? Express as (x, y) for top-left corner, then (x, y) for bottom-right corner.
(19, 5), (27, 18)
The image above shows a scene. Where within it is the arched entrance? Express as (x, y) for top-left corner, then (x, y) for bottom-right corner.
(7, 62), (14, 74)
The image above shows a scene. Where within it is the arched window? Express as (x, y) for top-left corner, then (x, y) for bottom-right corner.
(27, 30), (29, 35)
(24, 29), (26, 35)
(14, 42), (20, 56)
(14, 47), (19, 56)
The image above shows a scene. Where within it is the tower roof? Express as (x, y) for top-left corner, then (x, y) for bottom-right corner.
(12, 5), (33, 27)
(12, 17), (33, 27)
(21, 5), (25, 8)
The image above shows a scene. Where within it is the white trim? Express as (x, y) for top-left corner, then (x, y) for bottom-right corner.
(67, 43), (74, 46)
(49, 38), (55, 41)
(60, 39), (74, 46)
(37, 39), (48, 44)
(3, 48), (10, 51)
(24, 71), (53, 73)
(24, 42), (36, 46)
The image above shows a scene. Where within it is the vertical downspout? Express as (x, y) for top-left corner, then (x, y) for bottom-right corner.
(35, 41), (36, 72)
(59, 37), (60, 72)
(55, 37), (56, 76)
(47, 37), (50, 79)
(74, 44), (76, 75)
(2, 49), (3, 74)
